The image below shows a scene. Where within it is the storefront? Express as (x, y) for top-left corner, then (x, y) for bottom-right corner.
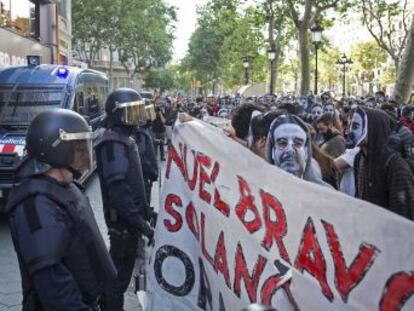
(0, 26), (51, 68)
(0, 0), (71, 69)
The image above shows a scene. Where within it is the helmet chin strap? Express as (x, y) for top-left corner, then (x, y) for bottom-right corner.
(67, 166), (82, 180)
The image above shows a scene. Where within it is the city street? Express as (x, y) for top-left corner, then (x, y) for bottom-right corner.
(0, 161), (164, 310)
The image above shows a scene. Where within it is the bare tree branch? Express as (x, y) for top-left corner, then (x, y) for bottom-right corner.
(285, 0), (300, 27)
(314, 0), (339, 20)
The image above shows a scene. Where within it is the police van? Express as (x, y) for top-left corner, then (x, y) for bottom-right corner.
(0, 58), (108, 203)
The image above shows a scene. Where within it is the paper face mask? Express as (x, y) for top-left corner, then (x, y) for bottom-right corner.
(271, 123), (308, 177)
(348, 109), (368, 148)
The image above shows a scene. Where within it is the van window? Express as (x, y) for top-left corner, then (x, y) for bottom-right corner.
(74, 90), (85, 115)
(83, 85), (104, 119)
(0, 87), (64, 125)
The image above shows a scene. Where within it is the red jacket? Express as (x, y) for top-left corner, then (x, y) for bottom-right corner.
(400, 117), (414, 134)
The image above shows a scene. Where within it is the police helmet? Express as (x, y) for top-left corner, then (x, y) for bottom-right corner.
(105, 88), (146, 127)
(26, 109), (93, 172)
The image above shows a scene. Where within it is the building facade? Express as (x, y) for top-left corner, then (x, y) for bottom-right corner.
(72, 46), (143, 92)
(0, 0), (71, 68)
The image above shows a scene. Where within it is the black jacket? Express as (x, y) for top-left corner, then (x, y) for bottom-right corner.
(354, 109), (414, 220)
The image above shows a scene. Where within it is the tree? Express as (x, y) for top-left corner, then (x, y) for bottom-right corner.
(183, 0), (269, 93)
(318, 46), (342, 92)
(144, 68), (175, 93)
(72, 0), (117, 64)
(72, 0), (176, 88)
(358, 0), (411, 73)
(285, 0), (349, 95)
(117, 0), (176, 77)
(350, 41), (387, 95)
(393, 17), (414, 104)
(251, 0), (295, 93)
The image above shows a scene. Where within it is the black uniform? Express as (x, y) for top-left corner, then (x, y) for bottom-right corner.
(7, 175), (117, 311)
(134, 127), (158, 204)
(95, 128), (154, 311)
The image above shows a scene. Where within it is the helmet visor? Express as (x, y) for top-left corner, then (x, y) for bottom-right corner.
(115, 100), (146, 126)
(145, 104), (156, 122)
(59, 129), (94, 178)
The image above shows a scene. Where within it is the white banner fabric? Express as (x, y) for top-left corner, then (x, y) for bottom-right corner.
(147, 119), (414, 311)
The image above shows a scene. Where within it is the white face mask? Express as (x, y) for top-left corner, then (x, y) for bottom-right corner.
(271, 123), (308, 177)
(348, 111), (367, 147)
(311, 106), (323, 121)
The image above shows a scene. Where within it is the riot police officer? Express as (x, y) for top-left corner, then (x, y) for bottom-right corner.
(95, 88), (154, 311)
(135, 105), (158, 205)
(7, 109), (117, 311)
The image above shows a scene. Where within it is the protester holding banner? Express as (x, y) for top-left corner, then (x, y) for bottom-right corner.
(148, 114), (414, 311)
(265, 114), (330, 187)
(228, 103), (265, 146)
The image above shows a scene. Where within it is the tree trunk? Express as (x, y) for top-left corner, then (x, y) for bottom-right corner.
(298, 26), (310, 95)
(393, 17), (414, 104)
(272, 47), (281, 92)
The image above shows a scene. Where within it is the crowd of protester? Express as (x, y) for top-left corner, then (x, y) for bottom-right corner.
(151, 90), (414, 221)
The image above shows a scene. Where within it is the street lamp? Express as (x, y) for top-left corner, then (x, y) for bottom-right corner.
(310, 21), (324, 95)
(336, 53), (353, 97)
(268, 47), (276, 95)
(242, 56), (250, 85)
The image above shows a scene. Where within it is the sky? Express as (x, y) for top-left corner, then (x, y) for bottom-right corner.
(165, 0), (208, 61)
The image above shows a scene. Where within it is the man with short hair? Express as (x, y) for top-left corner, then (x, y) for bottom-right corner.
(316, 113), (346, 158)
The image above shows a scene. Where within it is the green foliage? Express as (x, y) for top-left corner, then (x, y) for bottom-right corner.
(182, 0), (269, 92)
(144, 69), (175, 93)
(357, 0), (410, 70)
(144, 64), (192, 92)
(319, 46), (343, 90)
(117, 0), (176, 74)
(351, 41), (387, 72)
(72, 0), (176, 73)
(72, 0), (118, 62)
(380, 66), (397, 85)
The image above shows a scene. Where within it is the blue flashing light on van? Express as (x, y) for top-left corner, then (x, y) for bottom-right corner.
(56, 66), (70, 79)
(0, 61), (109, 205)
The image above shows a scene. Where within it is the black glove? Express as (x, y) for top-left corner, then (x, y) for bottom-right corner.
(150, 211), (158, 228)
(147, 229), (155, 247)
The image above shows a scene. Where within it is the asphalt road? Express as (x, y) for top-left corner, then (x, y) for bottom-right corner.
(0, 161), (164, 310)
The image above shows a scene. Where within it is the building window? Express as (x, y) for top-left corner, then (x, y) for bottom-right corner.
(0, 0), (35, 37)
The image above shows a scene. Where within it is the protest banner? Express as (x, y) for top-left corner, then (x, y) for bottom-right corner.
(147, 119), (414, 311)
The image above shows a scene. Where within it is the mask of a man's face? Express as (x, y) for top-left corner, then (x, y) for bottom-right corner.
(324, 104), (334, 116)
(272, 123), (308, 177)
(311, 106), (323, 121)
(347, 110), (367, 148)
